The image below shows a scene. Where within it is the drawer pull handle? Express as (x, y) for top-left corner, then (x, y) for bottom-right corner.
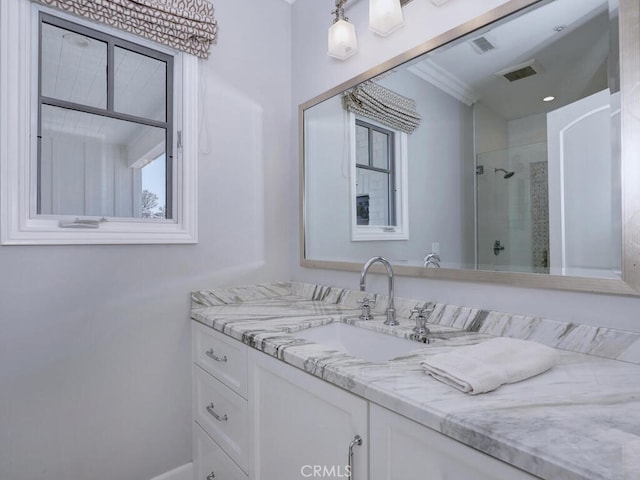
(347, 434), (362, 480)
(206, 403), (228, 422)
(206, 472), (215, 480)
(205, 348), (228, 363)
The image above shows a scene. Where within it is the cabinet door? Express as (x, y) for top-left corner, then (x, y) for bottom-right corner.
(370, 404), (540, 480)
(248, 350), (368, 480)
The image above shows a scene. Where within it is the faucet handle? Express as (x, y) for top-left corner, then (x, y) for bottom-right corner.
(357, 297), (375, 321)
(409, 304), (433, 334)
(409, 306), (428, 318)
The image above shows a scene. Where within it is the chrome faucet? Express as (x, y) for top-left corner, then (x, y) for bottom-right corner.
(359, 256), (398, 326)
(424, 253), (441, 268)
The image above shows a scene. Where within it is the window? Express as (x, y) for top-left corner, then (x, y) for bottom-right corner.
(39, 13), (173, 220)
(350, 116), (409, 241)
(0, 2), (198, 244)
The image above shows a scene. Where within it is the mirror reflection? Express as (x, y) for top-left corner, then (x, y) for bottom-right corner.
(303, 0), (621, 279)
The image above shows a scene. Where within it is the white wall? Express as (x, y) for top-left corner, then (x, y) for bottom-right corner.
(0, 1), (291, 479)
(290, 0), (640, 332)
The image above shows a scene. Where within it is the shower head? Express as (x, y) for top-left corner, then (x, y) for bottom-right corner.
(494, 168), (515, 179)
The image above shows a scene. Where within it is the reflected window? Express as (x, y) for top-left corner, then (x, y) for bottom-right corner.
(38, 13), (173, 220)
(350, 116), (409, 242)
(355, 119), (395, 226)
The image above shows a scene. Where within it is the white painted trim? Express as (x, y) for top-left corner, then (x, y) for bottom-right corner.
(149, 462), (193, 480)
(0, 0), (198, 245)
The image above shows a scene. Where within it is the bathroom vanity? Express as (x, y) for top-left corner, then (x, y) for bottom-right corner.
(190, 282), (640, 480)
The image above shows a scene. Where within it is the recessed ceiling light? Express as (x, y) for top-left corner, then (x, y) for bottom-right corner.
(543, 96), (555, 102)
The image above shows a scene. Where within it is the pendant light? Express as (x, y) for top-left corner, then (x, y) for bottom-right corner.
(369, 0), (404, 36)
(328, 0), (358, 60)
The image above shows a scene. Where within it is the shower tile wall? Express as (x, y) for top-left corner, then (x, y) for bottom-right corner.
(530, 161), (550, 273)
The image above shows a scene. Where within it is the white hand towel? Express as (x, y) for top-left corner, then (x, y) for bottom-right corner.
(420, 337), (559, 395)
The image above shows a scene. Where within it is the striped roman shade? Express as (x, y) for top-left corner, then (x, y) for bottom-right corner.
(343, 81), (422, 134)
(37, 0), (218, 59)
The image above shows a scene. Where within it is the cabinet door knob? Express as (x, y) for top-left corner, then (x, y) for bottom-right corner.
(206, 403), (228, 422)
(205, 348), (228, 362)
(206, 472), (215, 480)
(347, 434), (363, 480)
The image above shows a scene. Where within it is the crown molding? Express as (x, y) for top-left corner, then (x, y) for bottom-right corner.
(407, 59), (479, 106)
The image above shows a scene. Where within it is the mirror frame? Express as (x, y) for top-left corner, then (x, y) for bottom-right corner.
(299, 0), (640, 296)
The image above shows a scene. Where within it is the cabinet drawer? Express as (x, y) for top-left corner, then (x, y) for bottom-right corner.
(194, 364), (248, 473)
(193, 422), (247, 480)
(192, 321), (248, 398)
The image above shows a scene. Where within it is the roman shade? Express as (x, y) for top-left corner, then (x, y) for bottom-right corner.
(343, 81), (422, 134)
(36, 0), (218, 59)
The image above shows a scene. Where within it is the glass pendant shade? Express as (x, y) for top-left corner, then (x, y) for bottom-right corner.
(369, 0), (404, 36)
(328, 19), (358, 60)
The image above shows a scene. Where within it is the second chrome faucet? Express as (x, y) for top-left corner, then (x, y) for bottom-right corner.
(359, 256), (398, 326)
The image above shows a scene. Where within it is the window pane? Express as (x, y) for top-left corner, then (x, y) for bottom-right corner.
(41, 23), (107, 109)
(141, 154), (166, 219)
(372, 130), (390, 169)
(356, 168), (391, 226)
(356, 124), (369, 166)
(114, 47), (167, 122)
(39, 105), (167, 218)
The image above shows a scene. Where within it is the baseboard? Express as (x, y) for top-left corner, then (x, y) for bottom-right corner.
(150, 462), (193, 480)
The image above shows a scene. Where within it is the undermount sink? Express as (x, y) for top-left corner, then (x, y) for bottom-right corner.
(291, 322), (422, 362)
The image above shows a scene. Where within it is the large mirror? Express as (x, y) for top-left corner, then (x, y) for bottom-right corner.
(301, 0), (640, 295)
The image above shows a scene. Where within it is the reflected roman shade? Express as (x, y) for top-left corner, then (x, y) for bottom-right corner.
(36, 0), (218, 59)
(343, 81), (422, 134)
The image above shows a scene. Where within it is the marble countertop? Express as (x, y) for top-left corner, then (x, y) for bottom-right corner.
(191, 282), (640, 480)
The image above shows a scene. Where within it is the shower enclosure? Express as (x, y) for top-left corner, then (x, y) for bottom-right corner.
(476, 141), (549, 274)
(474, 90), (621, 278)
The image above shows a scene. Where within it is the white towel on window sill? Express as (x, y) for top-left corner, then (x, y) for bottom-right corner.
(420, 337), (560, 395)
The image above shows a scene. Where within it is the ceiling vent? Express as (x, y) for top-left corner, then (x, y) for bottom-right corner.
(503, 65), (537, 82)
(470, 36), (496, 54)
(496, 60), (543, 83)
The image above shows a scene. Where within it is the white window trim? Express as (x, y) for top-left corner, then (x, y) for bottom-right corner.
(349, 113), (409, 242)
(0, 0), (198, 244)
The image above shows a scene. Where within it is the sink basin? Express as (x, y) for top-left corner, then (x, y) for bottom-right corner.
(291, 322), (422, 362)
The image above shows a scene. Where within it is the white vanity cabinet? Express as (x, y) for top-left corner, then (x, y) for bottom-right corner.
(192, 320), (542, 480)
(248, 349), (369, 480)
(370, 404), (541, 480)
(192, 322), (249, 480)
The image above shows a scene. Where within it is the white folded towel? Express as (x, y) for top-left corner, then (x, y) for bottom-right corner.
(420, 337), (560, 395)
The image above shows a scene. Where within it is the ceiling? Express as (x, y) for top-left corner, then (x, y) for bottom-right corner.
(404, 0), (612, 120)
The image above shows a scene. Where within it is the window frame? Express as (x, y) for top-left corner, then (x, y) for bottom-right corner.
(0, 0), (198, 245)
(349, 114), (409, 242)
